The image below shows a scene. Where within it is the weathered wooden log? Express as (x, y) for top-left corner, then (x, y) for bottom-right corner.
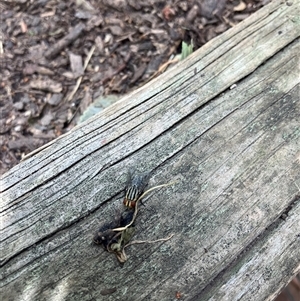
(1, 1), (299, 300)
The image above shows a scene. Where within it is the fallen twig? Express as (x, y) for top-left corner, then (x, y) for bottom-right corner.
(118, 233), (174, 262)
(66, 45), (95, 103)
(45, 23), (86, 59)
(124, 233), (175, 250)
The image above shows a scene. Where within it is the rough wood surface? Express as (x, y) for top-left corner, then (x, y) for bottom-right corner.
(1, 1), (300, 300)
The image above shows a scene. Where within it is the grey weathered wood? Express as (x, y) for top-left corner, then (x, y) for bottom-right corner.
(1, 1), (300, 300)
(203, 201), (300, 301)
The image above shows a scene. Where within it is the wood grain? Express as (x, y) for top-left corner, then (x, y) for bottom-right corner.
(1, 1), (299, 300)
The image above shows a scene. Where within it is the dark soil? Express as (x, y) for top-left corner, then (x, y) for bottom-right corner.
(1, 0), (269, 174)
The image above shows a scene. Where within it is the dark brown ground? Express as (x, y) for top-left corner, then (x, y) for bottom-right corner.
(0, 1), (299, 299)
(0, 0), (268, 175)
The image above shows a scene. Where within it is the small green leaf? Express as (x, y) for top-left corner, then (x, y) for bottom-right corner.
(121, 227), (135, 245)
(181, 40), (194, 60)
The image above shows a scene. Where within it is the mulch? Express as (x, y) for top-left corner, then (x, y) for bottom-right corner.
(0, 0), (268, 175)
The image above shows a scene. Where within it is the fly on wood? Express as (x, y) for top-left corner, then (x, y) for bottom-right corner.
(123, 171), (150, 209)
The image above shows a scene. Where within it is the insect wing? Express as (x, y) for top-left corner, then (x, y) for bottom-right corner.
(130, 171), (150, 195)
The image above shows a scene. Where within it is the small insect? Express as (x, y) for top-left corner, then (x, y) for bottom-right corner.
(123, 171), (150, 209)
(93, 210), (135, 249)
(93, 220), (119, 249)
